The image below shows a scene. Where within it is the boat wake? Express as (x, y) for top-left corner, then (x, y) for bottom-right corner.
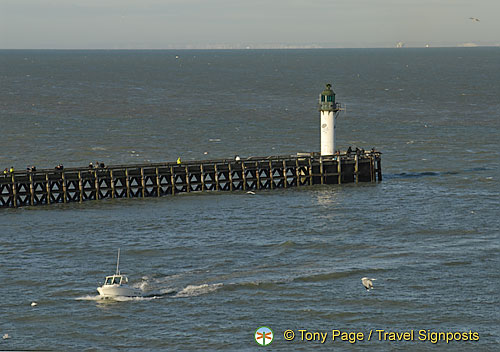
(76, 283), (223, 302)
(173, 283), (223, 298)
(75, 294), (161, 302)
(133, 274), (223, 298)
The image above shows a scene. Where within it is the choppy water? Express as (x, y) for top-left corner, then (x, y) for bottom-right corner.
(0, 48), (499, 351)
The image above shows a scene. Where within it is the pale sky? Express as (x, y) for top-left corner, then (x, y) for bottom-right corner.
(0, 0), (498, 49)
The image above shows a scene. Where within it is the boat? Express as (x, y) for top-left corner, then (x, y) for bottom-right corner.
(97, 249), (141, 298)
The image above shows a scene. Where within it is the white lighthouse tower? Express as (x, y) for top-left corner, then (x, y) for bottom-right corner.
(319, 83), (341, 156)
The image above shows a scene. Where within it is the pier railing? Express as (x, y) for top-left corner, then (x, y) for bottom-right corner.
(0, 152), (381, 208)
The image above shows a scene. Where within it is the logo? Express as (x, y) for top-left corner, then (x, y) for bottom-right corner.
(255, 326), (274, 346)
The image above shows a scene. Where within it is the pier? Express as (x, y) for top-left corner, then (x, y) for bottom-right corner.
(1, 84), (383, 209)
(0, 152), (381, 209)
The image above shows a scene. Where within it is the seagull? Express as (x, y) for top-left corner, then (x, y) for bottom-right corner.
(2, 333), (10, 340)
(469, 17), (480, 22)
(246, 191), (256, 195)
(31, 302), (38, 307)
(361, 277), (376, 290)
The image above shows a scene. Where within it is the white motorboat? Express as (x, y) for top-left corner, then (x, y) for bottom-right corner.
(97, 249), (141, 298)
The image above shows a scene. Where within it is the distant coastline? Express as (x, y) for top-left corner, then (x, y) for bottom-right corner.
(1, 44), (499, 51)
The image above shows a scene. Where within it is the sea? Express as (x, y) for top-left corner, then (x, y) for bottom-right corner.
(0, 48), (499, 351)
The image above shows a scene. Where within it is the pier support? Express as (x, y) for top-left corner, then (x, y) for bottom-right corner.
(0, 152), (381, 209)
(377, 158), (382, 181)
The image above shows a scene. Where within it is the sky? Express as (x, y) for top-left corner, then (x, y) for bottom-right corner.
(0, 0), (498, 49)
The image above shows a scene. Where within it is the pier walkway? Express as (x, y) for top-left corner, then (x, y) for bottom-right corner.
(0, 152), (381, 208)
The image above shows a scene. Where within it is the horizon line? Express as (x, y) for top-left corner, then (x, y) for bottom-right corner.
(1, 44), (499, 51)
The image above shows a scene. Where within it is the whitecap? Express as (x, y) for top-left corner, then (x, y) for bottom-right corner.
(174, 283), (223, 298)
(75, 294), (159, 302)
(133, 280), (149, 291)
(110, 296), (158, 302)
(75, 295), (104, 301)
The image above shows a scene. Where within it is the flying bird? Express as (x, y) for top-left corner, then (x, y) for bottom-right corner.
(469, 17), (480, 22)
(31, 302), (38, 307)
(361, 277), (376, 290)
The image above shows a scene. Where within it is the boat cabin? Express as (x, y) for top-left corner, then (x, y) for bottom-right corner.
(104, 275), (128, 286)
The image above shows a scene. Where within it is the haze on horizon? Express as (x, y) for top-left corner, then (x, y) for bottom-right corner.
(1, 0), (499, 49)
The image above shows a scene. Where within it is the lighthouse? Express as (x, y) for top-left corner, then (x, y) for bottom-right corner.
(319, 83), (341, 156)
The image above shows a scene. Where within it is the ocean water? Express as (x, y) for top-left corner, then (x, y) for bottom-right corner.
(0, 48), (499, 351)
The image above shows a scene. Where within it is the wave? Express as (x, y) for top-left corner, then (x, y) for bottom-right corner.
(385, 167), (493, 180)
(269, 240), (297, 249)
(174, 283), (223, 298)
(293, 268), (387, 283)
(269, 240), (338, 251)
(142, 288), (176, 298)
(223, 279), (290, 291)
(75, 295), (103, 301)
(75, 293), (171, 302)
(293, 271), (357, 283)
(385, 171), (457, 180)
(443, 260), (472, 267)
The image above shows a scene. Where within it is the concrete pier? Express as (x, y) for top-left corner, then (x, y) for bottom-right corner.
(0, 151), (381, 209)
